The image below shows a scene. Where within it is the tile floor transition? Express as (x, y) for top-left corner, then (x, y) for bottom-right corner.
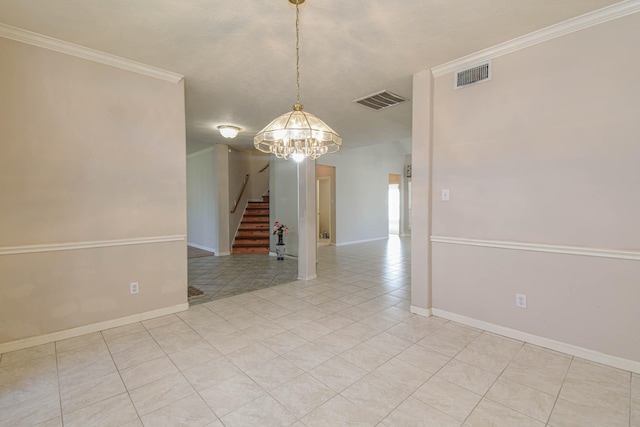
(188, 253), (298, 304)
(1, 237), (638, 426)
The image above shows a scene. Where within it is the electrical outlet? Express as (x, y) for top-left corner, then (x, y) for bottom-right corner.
(516, 293), (527, 308)
(130, 282), (139, 295)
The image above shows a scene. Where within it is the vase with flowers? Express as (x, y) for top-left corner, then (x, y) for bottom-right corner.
(273, 221), (289, 260)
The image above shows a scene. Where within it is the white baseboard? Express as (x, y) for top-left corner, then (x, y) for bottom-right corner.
(298, 274), (318, 281)
(0, 303), (189, 354)
(216, 251), (231, 257)
(186, 242), (216, 253)
(269, 251), (297, 261)
(410, 305), (432, 317)
(431, 308), (640, 374)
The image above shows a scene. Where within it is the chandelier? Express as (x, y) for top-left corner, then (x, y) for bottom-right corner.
(254, 0), (341, 162)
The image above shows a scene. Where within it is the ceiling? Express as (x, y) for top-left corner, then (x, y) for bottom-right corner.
(0, 0), (622, 154)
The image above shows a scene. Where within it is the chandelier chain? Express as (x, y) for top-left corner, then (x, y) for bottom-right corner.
(253, 0), (341, 162)
(295, 2), (300, 105)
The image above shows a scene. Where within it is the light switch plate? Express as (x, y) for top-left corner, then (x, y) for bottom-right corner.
(442, 189), (450, 201)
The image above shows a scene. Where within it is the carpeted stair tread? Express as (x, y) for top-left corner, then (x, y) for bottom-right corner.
(233, 194), (271, 254)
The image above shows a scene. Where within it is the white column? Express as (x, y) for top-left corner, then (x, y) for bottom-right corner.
(297, 158), (317, 280)
(410, 70), (434, 316)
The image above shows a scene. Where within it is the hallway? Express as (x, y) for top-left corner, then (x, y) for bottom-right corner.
(188, 237), (410, 305)
(1, 237), (637, 426)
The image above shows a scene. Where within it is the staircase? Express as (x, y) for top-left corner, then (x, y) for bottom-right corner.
(233, 195), (270, 254)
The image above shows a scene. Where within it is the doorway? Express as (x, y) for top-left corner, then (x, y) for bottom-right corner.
(388, 174), (401, 236)
(316, 165), (336, 245)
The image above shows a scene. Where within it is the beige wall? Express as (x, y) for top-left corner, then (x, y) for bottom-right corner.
(248, 152), (271, 202)
(270, 157), (299, 256)
(228, 147), (250, 246)
(318, 142), (408, 245)
(423, 13), (640, 362)
(0, 38), (187, 344)
(411, 70), (434, 312)
(187, 147), (216, 252)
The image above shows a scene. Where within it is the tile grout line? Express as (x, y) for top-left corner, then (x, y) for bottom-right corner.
(473, 340), (558, 425)
(171, 304), (277, 425)
(54, 342), (64, 427)
(628, 373), (633, 427)
(431, 324), (486, 426)
(544, 354), (574, 426)
(99, 328), (144, 426)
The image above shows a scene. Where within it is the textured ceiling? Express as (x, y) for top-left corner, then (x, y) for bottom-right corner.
(0, 0), (622, 153)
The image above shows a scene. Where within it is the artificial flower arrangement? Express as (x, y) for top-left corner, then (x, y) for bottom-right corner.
(272, 221), (290, 236)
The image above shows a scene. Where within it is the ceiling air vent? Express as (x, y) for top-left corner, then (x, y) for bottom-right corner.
(455, 61), (492, 89)
(354, 90), (408, 110)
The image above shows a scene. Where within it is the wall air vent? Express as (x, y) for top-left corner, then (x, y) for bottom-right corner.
(354, 90), (408, 110)
(455, 61), (492, 89)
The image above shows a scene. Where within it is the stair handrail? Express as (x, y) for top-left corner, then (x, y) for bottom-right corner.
(230, 174), (250, 214)
(259, 163), (269, 173)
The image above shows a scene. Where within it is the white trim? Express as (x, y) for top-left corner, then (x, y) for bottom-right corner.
(298, 273), (318, 281)
(216, 251), (231, 257)
(431, 308), (640, 374)
(269, 252), (297, 260)
(410, 305), (432, 317)
(0, 303), (189, 354)
(432, 1), (640, 77)
(0, 24), (184, 83)
(0, 235), (186, 256)
(430, 236), (640, 261)
(335, 237), (388, 247)
(186, 242), (216, 253)
(232, 202), (248, 245)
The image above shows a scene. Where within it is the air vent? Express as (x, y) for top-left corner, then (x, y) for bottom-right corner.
(354, 90), (408, 110)
(455, 61), (492, 89)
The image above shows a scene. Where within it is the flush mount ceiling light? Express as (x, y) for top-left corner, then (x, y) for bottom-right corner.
(254, 0), (341, 162)
(217, 125), (240, 139)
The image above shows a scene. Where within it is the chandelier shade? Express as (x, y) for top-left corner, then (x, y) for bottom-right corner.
(254, 0), (341, 162)
(254, 103), (341, 161)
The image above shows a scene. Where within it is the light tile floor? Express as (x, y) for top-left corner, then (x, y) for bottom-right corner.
(1, 237), (638, 426)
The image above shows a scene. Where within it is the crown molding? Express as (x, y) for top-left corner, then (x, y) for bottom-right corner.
(432, 0), (640, 77)
(0, 24), (184, 83)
